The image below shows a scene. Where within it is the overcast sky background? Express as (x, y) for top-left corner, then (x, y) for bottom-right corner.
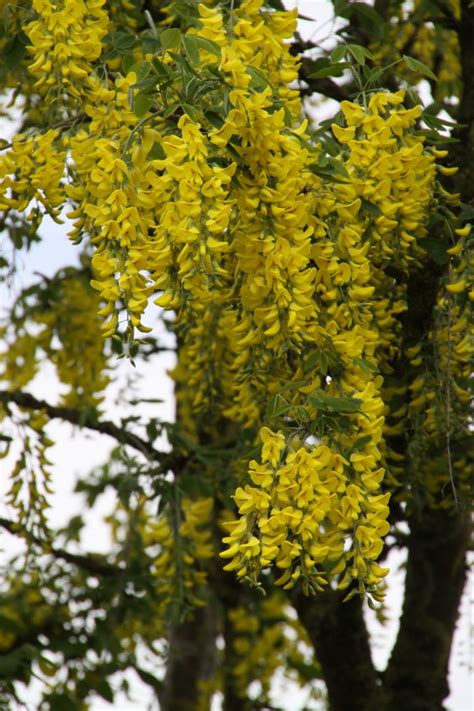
(0, 1), (472, 709)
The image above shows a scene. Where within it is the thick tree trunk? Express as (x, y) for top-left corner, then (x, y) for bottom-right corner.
(293, 508), (469, 711)
(292, 589), (386, 711)
(221, 609), (253, 711)
(382, 4), (473, 707)
(384, 508), (470, 710)
(160, 602), (218, 711)
(451, 0), (474, 202)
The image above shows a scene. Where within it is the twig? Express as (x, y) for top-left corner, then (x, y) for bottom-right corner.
(444, 288), (459, 509)
(0, 114), (87, 152)
(0, 388), (160, 461)
(0, 516), (120, 577)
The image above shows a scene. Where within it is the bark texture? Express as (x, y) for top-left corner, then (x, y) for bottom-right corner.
(384, 508), (470, 711)
(160, 603), (218, 711)
(292, 589), (385, 711)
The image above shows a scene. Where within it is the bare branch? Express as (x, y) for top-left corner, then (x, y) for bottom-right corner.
(0, 388), (161, 461)
(0, 516), (120, 577)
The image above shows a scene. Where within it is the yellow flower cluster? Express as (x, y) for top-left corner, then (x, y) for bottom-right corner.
(73, 0), (310, 424)
(218, 89), (440, 595)
(413, 26), (460, 99)
(67, 72), (160, 337)
(221, 423), (389, 595)
(150, 113), (236, 313)
(143, 497), (215, 610)
(0, 130), (65, 223)
(0, 576), (61, 652)
(331, 91), (436, 270)
(171, 3), (318, 424)
(227, 593), (317, 701)
(26, 0), (109, 98)
(1, 271), (110, 409)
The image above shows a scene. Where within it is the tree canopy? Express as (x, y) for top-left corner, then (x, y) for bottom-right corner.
(0, 0), (472, 709)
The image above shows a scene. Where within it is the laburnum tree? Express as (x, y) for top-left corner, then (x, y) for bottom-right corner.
(0, 0), (472, 709)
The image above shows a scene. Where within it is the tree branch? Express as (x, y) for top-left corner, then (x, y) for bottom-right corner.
(160, 601), (219, 711)
(0, 516), (120, 578)
(291, 589), (385, 711)
(384, 508), (470, 710)
(0, 388), (161, 462)
(298, 57), (350, 103)
(382, 3), (473, 705)
(450, 0), (474, 203)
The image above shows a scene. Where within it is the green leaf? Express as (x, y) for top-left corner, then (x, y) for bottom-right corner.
(192, 35), (222, 57)
(351, 435), (372, 452)
(347, 43), (372, 65)
(160, 28), (181, 51)
(351, 3), (386, 40)
(309, 390), (362, 413)
(330, 45), (346, 63)
(181, 102), (200, 122)
(304, 350), (322, 373)
(402, 55), (437, 81)
(333, 0), (350, 18)
(97, 679), (114, 703)
(132, 75), (158, 91)
(266, 393), (291, 419)
(326, 155), (349, 177)
(129, 60), (152, 81)
(353, 357), (378, 374)
(152, 55), (172, 80)
(422, 113), (463, 130)
(308, 165), (345, 183)
(121, 54), (136, 74)
(2, 4), (10, 34)
(133, 92), (154, 117)
(418, 236), (449, 265)
(148, 141), (166, 160)
(363, 65), (388, 87)
(168, 51), (198, 76)
(246, 66), (270, 91)
(360, 198), (383, 217)
(141, 33), (161, 54)
(415, 129), (458, 144)
(308, 62), (350, 79)
(4, 34), (26, 70)
(163, 101), (181, 118)
(182, 35), (200, 64)
(108, 31), (136, 51)
(205, 110), (225, 129)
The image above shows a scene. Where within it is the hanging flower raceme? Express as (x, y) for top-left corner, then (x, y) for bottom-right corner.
(331, 90), (437, 271)
(66, 72), (163, 337)
(394, 223), (473, 501)
(142, 497), (215, 611)
(151, 114), (236, 315)
(219, 91), (444, 598)
(25, 0), (109, 99)
(227, 592), (317, 702)
(0, 129), (65, 224)
(221, 395), (390, 598)
(0, 270), (110, 409)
